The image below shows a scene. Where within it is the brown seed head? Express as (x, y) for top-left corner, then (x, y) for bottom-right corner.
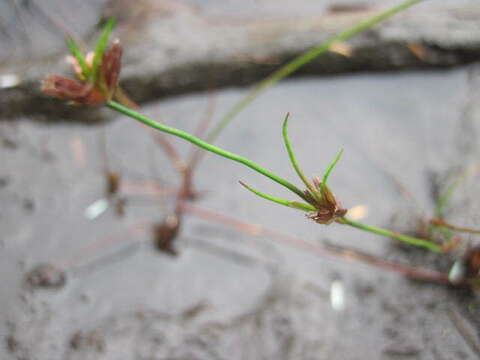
(306, 177), (347, 224)
(41, 75), (105, 105)
(41, 40), (123, 105)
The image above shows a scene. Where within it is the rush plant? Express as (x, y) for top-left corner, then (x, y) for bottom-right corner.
(42, 0), (480, 283)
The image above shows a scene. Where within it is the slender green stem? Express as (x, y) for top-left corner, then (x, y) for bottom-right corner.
(205, 0), (426, 144)
(239, 181), (292, 207)
(340, 217), (443, 252)
(106, 100), (306, 199)
(282, 113), (318, 198)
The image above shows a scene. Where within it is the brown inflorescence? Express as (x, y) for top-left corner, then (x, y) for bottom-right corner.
(41, 76), (104, 105)
(306, 177), (347, 225)
(42, 40), (122, 106)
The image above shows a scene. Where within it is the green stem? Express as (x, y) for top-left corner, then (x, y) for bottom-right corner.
(340, 217), (443, 253)
(205, 0), (426, 144)
(239, 181), (293, 207)
(106, 100), (306, 199)
(282, 113), (318, 198)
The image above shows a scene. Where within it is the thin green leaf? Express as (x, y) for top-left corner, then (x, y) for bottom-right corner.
(282, 113), (318, 202)
(289, 201), (317, 212)
(321, 149), (343, 195)
(66, 38), (89, 79)
(239, 181), (314, 211)
(91, 17), (116, 82)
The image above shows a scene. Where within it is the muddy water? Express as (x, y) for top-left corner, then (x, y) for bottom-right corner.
(2, 68), (480, 359)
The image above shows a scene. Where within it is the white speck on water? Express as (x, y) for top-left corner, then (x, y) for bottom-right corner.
(448, 260), (465, 284)
(330, 280), (346, 311)
(0, 73), (20, 88)
(85, 198), (109, 220)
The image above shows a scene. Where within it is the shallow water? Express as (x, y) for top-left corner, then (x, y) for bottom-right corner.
(2, 68), (480, 359)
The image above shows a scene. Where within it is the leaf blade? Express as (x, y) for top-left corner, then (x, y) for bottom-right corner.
(91, 17), (116, 82)
(321, 149), (344, 195)
(282, 113), (318, 202)
(239, 181), (315, 211)
(66, 38), (89, 79)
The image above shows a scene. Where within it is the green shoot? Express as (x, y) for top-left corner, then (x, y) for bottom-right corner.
(91, 17), (116, 82)
(66, 38), (89, 79)
(321, 149), (344, 196)
(282, 113), (318, 200)
(239, 181), (315, 211)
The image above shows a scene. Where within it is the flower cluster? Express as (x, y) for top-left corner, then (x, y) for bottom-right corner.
(239, 114), (348, 226)
(42, 19), (121, 106)
(305, 177), (347, 224)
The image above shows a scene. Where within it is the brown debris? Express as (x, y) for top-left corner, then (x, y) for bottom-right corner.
(153, 213), (181, 256)
(25, 263), (66, 289)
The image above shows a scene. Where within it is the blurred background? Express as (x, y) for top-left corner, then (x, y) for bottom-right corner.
(1, 1), (480, 359)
